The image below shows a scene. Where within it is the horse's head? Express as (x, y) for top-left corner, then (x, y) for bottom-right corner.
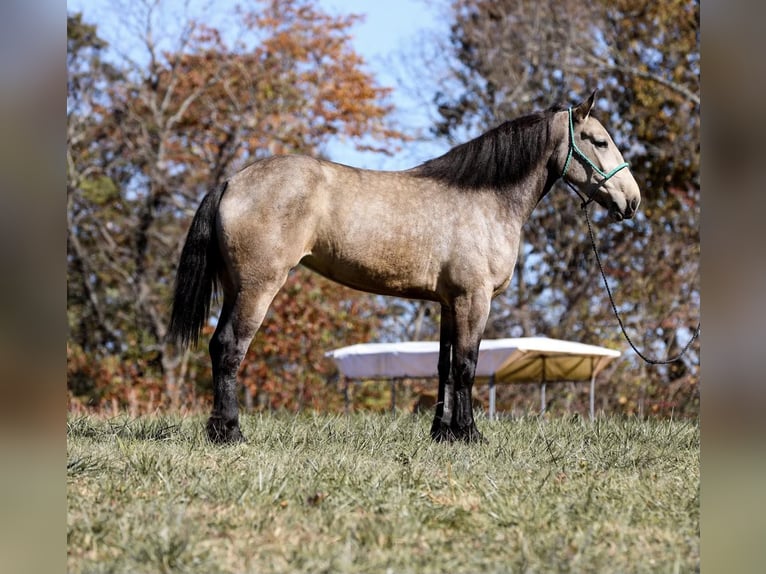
(557, 92), (641, 221)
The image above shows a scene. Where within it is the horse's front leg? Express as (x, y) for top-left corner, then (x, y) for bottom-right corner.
(431, 304), (456, 442)
(450, 290), (491, 443)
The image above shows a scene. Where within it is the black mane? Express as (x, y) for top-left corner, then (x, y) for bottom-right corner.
(413, 105), (564, 190)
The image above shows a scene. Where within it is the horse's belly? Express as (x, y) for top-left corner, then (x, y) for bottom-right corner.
(300, 248), (442, 301)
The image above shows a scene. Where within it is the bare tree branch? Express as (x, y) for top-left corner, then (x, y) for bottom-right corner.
(580, 52), (700, 106)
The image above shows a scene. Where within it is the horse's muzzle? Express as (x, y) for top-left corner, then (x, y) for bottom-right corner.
(624, 196), (640, 219)
(613, 195), (640, 221)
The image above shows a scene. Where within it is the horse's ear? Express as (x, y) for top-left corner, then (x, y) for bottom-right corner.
(573, 90), (597, 122)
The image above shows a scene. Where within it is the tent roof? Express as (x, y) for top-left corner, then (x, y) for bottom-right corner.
(326, 337), (620, 383)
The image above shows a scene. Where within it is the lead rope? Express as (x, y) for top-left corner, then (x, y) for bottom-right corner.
(580, 200), (701, 364)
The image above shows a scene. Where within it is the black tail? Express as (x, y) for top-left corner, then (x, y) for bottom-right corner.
(167, 182), (228, 347)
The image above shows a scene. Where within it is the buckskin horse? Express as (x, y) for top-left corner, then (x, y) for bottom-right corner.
(168, 92), (640, 444)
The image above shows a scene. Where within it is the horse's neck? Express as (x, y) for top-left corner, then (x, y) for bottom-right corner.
(513, 113), (568, 220)
(503, 162), (559, 222)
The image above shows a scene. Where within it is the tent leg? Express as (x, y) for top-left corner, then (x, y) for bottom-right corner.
(391, 378), (397, 415)
(589, 373), (596, 421)
(540, 382), (547, 415)
(489, 375), (496, 421)
(343, 377), (350, 416)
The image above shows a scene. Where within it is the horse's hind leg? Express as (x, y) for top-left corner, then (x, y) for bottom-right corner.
(207, 297), (243, 443)
(207, 277), (286, 443)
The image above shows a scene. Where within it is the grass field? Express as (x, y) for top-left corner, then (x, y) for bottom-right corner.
(67, 412), (699, 573)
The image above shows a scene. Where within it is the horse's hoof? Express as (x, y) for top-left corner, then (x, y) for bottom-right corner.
(430, 421), (456, 443)
(467, 429), (488, 444)
(453, 424), (487, 444)
(206, 419), (246, 445)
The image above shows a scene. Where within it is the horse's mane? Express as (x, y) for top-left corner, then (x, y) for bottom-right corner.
(413, 104), (565, 191)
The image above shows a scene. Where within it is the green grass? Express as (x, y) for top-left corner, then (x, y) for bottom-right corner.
(67, 412), (699, 573)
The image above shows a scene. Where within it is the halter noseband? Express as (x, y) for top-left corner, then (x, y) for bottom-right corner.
(561, 107), (630, 207)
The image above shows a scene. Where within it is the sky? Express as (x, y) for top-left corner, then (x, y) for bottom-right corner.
(68, 0), (449, 170)
(317, 0), (447, 169)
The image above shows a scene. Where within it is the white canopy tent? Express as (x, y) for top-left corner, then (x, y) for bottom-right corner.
(326, 337), (621, 419)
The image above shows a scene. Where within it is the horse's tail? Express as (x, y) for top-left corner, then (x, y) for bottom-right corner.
(167, 182), (228, 348)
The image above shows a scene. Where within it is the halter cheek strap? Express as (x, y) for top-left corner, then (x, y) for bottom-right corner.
(561, 107), (630, 207)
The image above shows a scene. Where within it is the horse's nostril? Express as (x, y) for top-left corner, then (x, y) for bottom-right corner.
(630, 197), (639, 212)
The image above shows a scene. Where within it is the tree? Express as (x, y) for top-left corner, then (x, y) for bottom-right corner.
(67, 0), (407, 413)
(422, 0), (700, 417)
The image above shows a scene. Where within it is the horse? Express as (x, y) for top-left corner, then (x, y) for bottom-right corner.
(168, 91), (640, 444)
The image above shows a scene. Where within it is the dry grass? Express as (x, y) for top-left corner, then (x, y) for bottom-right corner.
(67, 412), (699, 573)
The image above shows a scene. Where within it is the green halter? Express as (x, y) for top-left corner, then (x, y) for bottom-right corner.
(561, 107), (629, 185)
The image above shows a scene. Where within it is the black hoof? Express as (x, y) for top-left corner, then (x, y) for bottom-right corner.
(206, 418), (246, 445)
(430, 420), (456, 443)
(452, 423), (487, 444)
